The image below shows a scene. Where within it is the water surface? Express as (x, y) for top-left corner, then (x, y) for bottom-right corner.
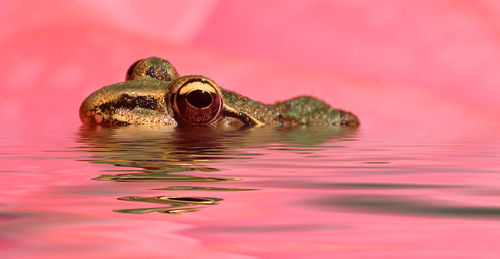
(1, 125), (499, 258)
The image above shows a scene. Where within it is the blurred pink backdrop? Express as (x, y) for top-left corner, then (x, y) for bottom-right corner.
(1, 0), (499, 135)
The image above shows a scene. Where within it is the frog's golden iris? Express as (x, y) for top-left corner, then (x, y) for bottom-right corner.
(172, 77), (223, 125)
(80, 57), (359, 128)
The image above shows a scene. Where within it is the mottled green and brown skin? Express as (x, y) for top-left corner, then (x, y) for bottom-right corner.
(80, 57), (359, 128)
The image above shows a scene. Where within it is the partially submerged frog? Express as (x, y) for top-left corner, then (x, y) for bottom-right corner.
(80, 57), (359, 128)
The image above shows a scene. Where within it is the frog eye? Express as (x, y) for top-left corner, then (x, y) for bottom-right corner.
(172, 77), (223, 125)
(125, 59), (142, 80)
(125, 57), (179, 81)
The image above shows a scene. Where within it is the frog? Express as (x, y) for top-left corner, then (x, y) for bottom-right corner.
(80, 57), (359, 128)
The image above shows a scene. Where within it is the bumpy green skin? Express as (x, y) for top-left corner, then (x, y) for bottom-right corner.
(221, 89), (359, 127)
(80, 57), (359, 127)
(272, 96), (359, 126)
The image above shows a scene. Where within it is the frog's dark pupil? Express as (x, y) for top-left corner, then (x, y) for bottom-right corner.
(186, 90), (213, 109)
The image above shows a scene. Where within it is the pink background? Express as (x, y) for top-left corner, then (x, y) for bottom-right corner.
(1, 0), (499, 134)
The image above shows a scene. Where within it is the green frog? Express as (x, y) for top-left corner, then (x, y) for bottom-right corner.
(80, 57), (359, 128)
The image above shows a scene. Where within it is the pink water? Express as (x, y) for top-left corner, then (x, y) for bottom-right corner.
(2, 1), (500, 258)
(1, 125), (500, 258)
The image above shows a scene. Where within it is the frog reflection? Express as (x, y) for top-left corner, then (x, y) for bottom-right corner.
(77, 126), (358, 214)
(80, 57), (359, 127)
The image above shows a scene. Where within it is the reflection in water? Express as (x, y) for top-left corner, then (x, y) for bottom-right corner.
(152, 186), (258, 191)
(115, 196), (222, 214)
(313, 194), (500, 219)
(5, 125), (500, 257)
(76, 126), (356, 214)
(93, 174), (240, 182)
